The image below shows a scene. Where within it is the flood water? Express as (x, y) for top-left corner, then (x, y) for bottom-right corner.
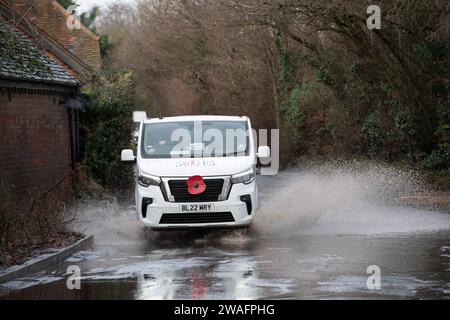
(1, 164), (450, 299)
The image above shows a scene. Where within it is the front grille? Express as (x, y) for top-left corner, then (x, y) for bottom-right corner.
(168, 179), (224, 202)
(159, 212), (235, 224)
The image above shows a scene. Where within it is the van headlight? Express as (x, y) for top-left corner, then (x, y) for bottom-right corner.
(138, 173), (161, 187)
(231, 166), (255, 185)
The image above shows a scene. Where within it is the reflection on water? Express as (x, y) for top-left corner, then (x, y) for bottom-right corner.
(2, 230), (450, 300)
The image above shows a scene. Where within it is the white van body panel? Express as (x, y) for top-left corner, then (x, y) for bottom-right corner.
(138, 157), (254, 177)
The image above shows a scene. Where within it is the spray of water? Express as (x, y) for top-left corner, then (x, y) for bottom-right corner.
(71, 162), (450, 244)
(254, 162), (450, 237)
(71, 198), (145, 245)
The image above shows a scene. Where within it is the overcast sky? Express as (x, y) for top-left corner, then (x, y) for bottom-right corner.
(75, 0), (136, 12)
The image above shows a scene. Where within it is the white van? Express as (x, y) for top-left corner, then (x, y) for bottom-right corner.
(121, 115), (270, 230)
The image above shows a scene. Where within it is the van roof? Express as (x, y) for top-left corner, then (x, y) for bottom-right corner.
(143, 115), (249, 123)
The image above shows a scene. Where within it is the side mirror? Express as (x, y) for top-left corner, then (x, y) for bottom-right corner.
(121, 149), (136, 162)
(257, 146), (270, 159)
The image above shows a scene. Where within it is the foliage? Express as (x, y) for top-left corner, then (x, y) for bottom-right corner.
(99, 35), (111, 58)
(58, 0), (75, 9)
(422, 144), (450, 171)
(81, 70), (135, 190)
(96, 0), (450, 170)
(278, 86), (305, 141)
(362, 112), (383, 157)
(276, 48), (304, 142)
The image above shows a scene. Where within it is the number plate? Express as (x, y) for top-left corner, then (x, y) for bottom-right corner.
(179, 204), (215, 213)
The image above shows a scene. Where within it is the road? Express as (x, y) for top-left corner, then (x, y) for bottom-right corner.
(1, 166), (450, 299)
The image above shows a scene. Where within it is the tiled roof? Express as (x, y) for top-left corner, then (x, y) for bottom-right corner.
(0, 20), (79, 87)
(12, 0), (101, 70)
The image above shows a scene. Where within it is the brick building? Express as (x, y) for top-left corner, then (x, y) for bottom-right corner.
(0, 1), (100, 201)
(11, 0), (101, 71)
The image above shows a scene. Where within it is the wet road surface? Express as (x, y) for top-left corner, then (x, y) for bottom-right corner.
(1, 167), (450, 299)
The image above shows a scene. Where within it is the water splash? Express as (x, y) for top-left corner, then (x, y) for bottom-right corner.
(71, 162), (450, 242)
(71, 198), (145, 245)
(254, 162), (450, 237)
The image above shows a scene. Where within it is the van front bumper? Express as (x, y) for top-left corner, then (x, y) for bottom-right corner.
(135, 180), (257, 229)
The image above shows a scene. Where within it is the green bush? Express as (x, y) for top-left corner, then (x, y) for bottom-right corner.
(422, 143), (450, 171)
(278, 86), (305, 132)
(81, 70), (135, 190)
(362, 111), (383, 157)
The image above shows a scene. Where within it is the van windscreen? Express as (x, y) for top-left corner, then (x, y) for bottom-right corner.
(141, 120), (250, 159)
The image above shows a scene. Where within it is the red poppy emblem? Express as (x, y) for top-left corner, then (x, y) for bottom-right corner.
(187, 175), (206, 195)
